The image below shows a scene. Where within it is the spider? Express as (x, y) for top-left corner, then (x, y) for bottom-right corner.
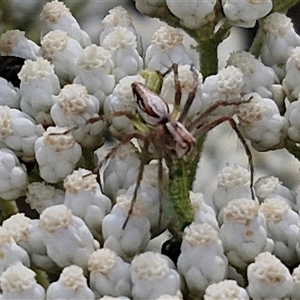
(101, 64), (254, 230)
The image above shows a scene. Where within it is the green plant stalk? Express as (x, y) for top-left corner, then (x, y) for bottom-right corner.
(166, 156), (194, 236)
(0, 198), (18, 223)
(33, 268), (50, 290)
(272, 0), (300, 14)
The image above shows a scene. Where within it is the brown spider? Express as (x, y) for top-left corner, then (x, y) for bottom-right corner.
(102, 64), (254, 229)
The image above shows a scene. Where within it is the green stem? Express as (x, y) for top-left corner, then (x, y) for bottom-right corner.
(166, 157), (194, 238)
(272, 0), (300, 14)
(250, 20), (264, 58)
(0, 198), (18, 223)
(197, 37), (219, 78)
(185, 136), (206, 189)
(33, 268), (50, 290)
(78, 148), (98, 171)
(185, 20), (231, 77)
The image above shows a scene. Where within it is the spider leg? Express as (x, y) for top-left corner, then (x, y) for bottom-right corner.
(102, 132), (146, 162)
(172, 63), (181, 116)
(195, 116), (255, 200)
(122, 138), (150, 229)
(188, 98), (245, 133)
(87, 110), (137, 123)
(178, 65), (199, 123)
(157, 152), (165, 230)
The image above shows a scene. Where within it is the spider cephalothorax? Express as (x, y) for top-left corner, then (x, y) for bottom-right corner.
(131, 81), (196, 158)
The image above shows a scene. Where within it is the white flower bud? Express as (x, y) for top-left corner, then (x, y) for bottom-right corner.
(46, 265), (94, 300)
(227, 50), (278, 98)
(0, 105), (45, 161)
(291, 265), (300, 300)
(2, 213), (58, 272)
(39, 204), (99, 270)
(102, 194), (151, 261)
(40, 0), (91, 47)
(155, 291), (183, 300)
(103, 75), (144, 138)
(261, 13), (300, 80)
(260, 198), (300, 266)
(160, 64), (203, 119)
(102, 27), (143, 82)
(98, 297), (130, 300)
(100, 6), (141, 54)
(18, 57), (60, 126)
(204, 280), (249, 300)
(74, 45), (115, 109)
(284, 94), (300, 144)
(213, 164), (253, 224)
(25, 181), (65, 213)
(41, 30), (82, 84)
(99, 296), (130, 300)
(220, 199), (273, 271)
(178, 223), (227, 298)
(0, 227), (30, 276)
(34, 126), (82, 183)
(145, 26), (193, 73)
(51, 83), (105, 149)
(0, 148), (28, 200)
(64, 168), (111, 242)
(88, 248), (131, 298)
(0, 29), (39, 60)
(254, 176), (296, 209)
(247, 252), (294, 299)
(282, 47), (300, 101)
(190, 191), (218, 231)
(102, 143), (140, 201)
(134, 0), (168, 17)
(222, 0), (272, 28)
(0, 262), (45, 300)
(166, 0), (217, 29)
(131, 252), (181, 299)
(201, 66), (244, 114)
(0, 77), (21, 108)
(236, 93), (288, 151)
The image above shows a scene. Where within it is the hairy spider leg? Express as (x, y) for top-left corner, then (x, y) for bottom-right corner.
(97, 129), (150, 227)
(122, 138), (150, 229)
(170, 63), (181, 120)
(194, 115), (255, 200)
(188, 98), (248, 133)
(178, 65), (199, 123)
(153, 145), (169, 231)
(120, 126), (168, 230)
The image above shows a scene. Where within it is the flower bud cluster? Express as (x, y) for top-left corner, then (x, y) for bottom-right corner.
(136, 0), (272, 30)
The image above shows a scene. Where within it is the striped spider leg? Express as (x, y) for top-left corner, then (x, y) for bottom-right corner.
(185, 94), (255, 199)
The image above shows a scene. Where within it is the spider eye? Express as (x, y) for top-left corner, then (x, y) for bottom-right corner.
(132, 82), (169, 126)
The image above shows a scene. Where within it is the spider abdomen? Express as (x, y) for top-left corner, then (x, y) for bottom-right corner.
(132, 82), (169, 126)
